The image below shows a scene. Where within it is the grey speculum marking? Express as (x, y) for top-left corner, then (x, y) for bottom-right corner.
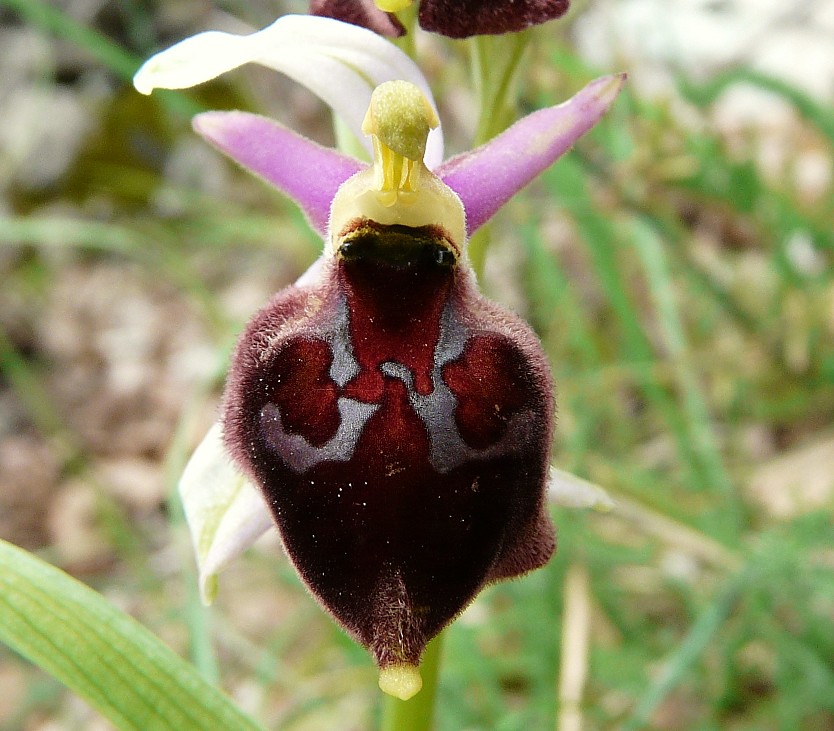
(384, 302), (532, 473)
(260, 398), (379, 473)
(261, 298), (531, 475)
(327, 294), (360, 388)
(260, 293), (378, 473)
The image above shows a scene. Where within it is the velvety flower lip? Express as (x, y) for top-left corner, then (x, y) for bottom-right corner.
(193, 73), (626, 238)
(219, 81), (584, 689)
(136, 15), (625, 678)
(312, 0), (571, 38)
(176, 72), (624, 611)
(419, 0), (570, 38)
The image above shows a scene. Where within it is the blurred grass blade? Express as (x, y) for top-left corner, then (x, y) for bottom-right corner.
(520, 219), (632, 460)
(0, 539), (262, 731)
(628, 217), (740, 539)
(622, 567), (752, 730)
(0, 216), (225, 328)
(0, 0), (201, 118)
(545, 156), (708, 491)
(0, 215), (144, 255)
(678, 68), (834, 145)
(0, 0), (139, 80)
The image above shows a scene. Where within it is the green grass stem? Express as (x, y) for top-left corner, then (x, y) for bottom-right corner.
(622, 567), (752, 730)
(628, 217), (740, 538)
(545, 156), (713, 493)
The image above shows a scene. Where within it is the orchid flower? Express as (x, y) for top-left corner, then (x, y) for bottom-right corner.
(312, 0), (571, 39)
(136, 14), (622, 700)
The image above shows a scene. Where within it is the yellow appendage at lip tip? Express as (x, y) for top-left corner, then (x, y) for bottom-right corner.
(362, 80), (439, 207)
(378, 663), (423, 700)
(375, 0), (414, 12)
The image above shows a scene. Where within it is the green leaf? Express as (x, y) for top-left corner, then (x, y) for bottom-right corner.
(0, 539), (262, 731)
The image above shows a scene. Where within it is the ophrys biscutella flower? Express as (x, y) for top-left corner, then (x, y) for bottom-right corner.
(135, 14), (623, 699)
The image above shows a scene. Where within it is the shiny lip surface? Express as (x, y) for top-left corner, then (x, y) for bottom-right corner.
(337, 222), (459, 269)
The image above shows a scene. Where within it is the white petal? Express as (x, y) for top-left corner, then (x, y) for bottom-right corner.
(134, 15), (443, 167)
(548, 466), (615, 511)
(179, 422), (274, 604)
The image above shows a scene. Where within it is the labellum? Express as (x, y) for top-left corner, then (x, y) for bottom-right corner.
(222, 81), (555, 696)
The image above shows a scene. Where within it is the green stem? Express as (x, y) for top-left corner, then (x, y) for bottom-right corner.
(393, 3), (419, 58)
(380, 633), (444, 731)
(471, 33), (529, 146)
(466, 32), (529, 273)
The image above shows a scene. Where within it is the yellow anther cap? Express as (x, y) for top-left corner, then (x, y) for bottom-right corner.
(329, 80), (466, 253)
(361, 81), (440, 205)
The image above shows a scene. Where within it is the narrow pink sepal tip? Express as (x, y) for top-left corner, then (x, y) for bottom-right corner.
(438, 73), (627, 235)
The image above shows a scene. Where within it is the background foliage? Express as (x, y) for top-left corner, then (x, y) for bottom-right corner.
(0, 0), (832, 729)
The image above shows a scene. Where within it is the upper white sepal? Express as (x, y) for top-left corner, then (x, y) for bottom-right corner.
(133, 15), (443, 167)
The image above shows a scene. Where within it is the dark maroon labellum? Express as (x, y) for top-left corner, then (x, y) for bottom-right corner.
(224, 222), (555, 669)
(419, 0), (571, 39)
(309, 0), (571, 40)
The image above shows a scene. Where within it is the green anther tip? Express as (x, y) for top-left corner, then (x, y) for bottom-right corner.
(362, 80), (439, 162)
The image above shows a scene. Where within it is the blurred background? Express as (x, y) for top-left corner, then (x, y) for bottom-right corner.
(1, 0), (833, 729)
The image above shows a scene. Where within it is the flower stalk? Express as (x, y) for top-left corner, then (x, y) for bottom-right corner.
(471, 32), (530, 146)
(467, 31), (530, 274)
